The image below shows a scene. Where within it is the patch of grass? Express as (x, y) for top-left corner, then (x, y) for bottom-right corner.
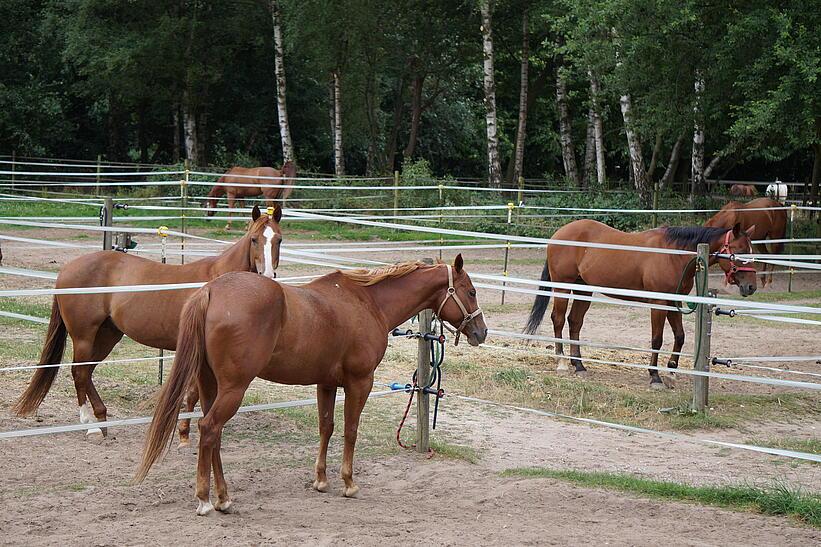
(501, 467), (821, 528)
(493, 367), (530, 388)
(746, 290), (821, 303)
(429, 440), (480, 463)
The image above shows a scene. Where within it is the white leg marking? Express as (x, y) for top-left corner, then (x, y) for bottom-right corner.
(79, 402), (103, 437)
(262, 226), (276, 279)
(197, 498), (214, 516)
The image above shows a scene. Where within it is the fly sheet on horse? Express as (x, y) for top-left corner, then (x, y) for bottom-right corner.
(13, 206), (283, 443)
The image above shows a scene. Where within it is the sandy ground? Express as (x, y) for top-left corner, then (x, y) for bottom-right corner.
(0, 225), (819, 545)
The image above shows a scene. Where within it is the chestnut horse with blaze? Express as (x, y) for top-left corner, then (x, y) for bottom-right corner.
(524, 220), (757, 388)
(135, 256), (487, 515)
(13, 206), (283, 442)
(705, 197), (786, 286)
(206, 161), (296, 229)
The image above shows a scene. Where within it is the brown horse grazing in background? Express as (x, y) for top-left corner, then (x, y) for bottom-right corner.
(730, 184), (758, 197)
(705, 197), (787, 286)
(135, 256), (487, 515)
(524, 220), (757, 388)
(206, 161), (296, 229)
(13, 206), (283, 442)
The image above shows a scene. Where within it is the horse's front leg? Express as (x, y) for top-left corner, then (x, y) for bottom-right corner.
(313, 384), (337, 493)
(225, 193), (235, 231)
(648, 306), (667, 389)
(666, 310), (685, 370)
(340, 377), (373, 498)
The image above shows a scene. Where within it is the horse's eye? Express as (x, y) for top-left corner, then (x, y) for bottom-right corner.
(469, 289), (477, 297)
(251, 237), (258, 244)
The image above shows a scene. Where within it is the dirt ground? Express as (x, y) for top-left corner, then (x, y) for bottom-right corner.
(0, 226), (819, 545)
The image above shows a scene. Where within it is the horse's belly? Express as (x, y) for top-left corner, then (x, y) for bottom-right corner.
(109, 292), (190, 350)
(257, 357), (342, 386)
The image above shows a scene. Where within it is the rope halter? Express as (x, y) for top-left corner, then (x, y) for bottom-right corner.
(434, 264), (483, 346)
(718, 230), (756, 285)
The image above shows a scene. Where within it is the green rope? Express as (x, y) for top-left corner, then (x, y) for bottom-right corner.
(674, 256), (709, 315)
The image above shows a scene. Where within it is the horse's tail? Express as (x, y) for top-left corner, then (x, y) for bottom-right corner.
(13, 298), (67, 416)
(134, 286), (210, 483)
(524, 260), (551, 335)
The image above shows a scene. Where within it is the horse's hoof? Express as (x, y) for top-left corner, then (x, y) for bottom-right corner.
(649, 382), (666, 391)
(196, 499), (214, 516)
(312, 480), (329, 493)
(224, 224), (231, 231)
(575, 369), (588, 378)
(178, 438), (190, 449)
(556, 358), (571, 372)
(85, 428), (104, 444)
(215, 500), (236, 514)
(343, 485), (360, 498)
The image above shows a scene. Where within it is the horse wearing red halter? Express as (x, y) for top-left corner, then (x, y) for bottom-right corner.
(135, 256), (487, 515)
(524, 220), (757, 388)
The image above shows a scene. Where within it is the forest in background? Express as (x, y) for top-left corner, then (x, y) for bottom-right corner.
(0, 0), (818, 204)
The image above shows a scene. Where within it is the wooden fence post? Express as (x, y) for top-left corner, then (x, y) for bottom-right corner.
(10, 151), (15, 190)
(692, 243), (711, 412)
(788, 204), (796, 292)
(393, 170), (400, 219)
(416, 307), (433, 454)
(181, 160), (189, 265)
(517, 176), (524, 206)
(102, 197), (113, 251)
(158, 226), (168, 385)
(95, 154), (102, 196)
(501, 202), (514, 304)
(651, 182), (659, 228)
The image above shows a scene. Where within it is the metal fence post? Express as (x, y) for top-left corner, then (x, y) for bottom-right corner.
(501, 202), (514, 304)
(517, 176), (524, 207)
(416, 307), (433, 454)
(95, 154), (102, 196)
(102, 197), (113, 251)
(788, 204), (796, 292)
(10, 151), (15, 190)
(438, 183), (444, 261)
(692, 243), (711, 412)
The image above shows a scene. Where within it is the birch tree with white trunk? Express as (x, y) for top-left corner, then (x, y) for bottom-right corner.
(556, 69), (580, 186)
(589, 73), (606, 185)
(270, 0), (294, 163)
(512, 8), (529, 185)
(332, 70), (344, 176)
(480, 0), (502, 188)
(691, 70), (705, 199)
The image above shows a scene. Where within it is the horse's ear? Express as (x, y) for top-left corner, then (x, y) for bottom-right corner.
(273, 204), (283, 223)
(252, 205), (261, 221)
(453, 253), (464, 273)
(745, 224), (756, 237)
(731, 222), (741, 237)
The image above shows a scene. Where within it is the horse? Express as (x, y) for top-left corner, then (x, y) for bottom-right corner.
(523, 220), (757, 388)
(705, 197), (787, 286)
(729, 184), (758, 197)
(134, 255), (487, 515)
(205, 161), (296, 229)
(13, 205), (283, 443)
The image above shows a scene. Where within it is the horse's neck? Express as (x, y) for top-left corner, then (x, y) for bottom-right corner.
(207, 235), (251, 276)
(209, 185), (225, 197)
(362, 267), (444, 331)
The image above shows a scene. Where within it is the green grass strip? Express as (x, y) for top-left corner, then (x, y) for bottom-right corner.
(501, 467), (821, 528)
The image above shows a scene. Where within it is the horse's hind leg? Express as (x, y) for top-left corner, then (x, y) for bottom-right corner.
(70, 324), (121, 442)
(568, 295), (592, 374)
(551, 289), (571, 372)
(86, 321), (124, 437)
(313, 384), (337, 493)
(178, 382), (199, 447)
(648, 307), (667, 389)
(666, 310), (685, 370)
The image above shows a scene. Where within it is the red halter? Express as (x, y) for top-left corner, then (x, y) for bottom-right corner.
(718, 231), (756, 285)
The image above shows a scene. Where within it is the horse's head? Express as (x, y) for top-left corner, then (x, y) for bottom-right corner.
(281, 160), (296, 178)
(246, 204), (283, 280)
(205, 184), (225, 217)
(436, 254), (487, 346)
(716, 223), (757, 297)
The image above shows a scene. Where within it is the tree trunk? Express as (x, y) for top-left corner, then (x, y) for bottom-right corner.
(810, 118), (821, 217)
(556, 70), (580, 186)
(506, 65), (550, 183)
(270, 0), (294, 163)
(480, 0), (502, 188)
(619, 93), (650, 205)
(691, 70), (706, 200)
(646, 133), (662, 182)
(511, 9), (529, 186)
(172, 103), (180, 164)
(589, 73), (606, 185)
(404, 71), (424, 159)
(332, 70), (344, 176)
(659, 132), (684, 189)
(328, 75), (336, 171)
(385, 70), (407, 172)
(182, 89), (198, 167)
(138, 104), (149, 163)
(582, 108), (595, 187)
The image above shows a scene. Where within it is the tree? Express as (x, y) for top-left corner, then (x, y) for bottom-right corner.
(480, 0), (502, 188)
(511, 8), (530, 186)
(270, 0), (294, 164)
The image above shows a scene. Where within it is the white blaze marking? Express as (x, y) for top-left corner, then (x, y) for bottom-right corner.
(262, 226), (276, 279)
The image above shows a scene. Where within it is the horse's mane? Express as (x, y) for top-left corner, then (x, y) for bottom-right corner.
(340, 261), (427, 286)
(663, 226), (729, 250)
